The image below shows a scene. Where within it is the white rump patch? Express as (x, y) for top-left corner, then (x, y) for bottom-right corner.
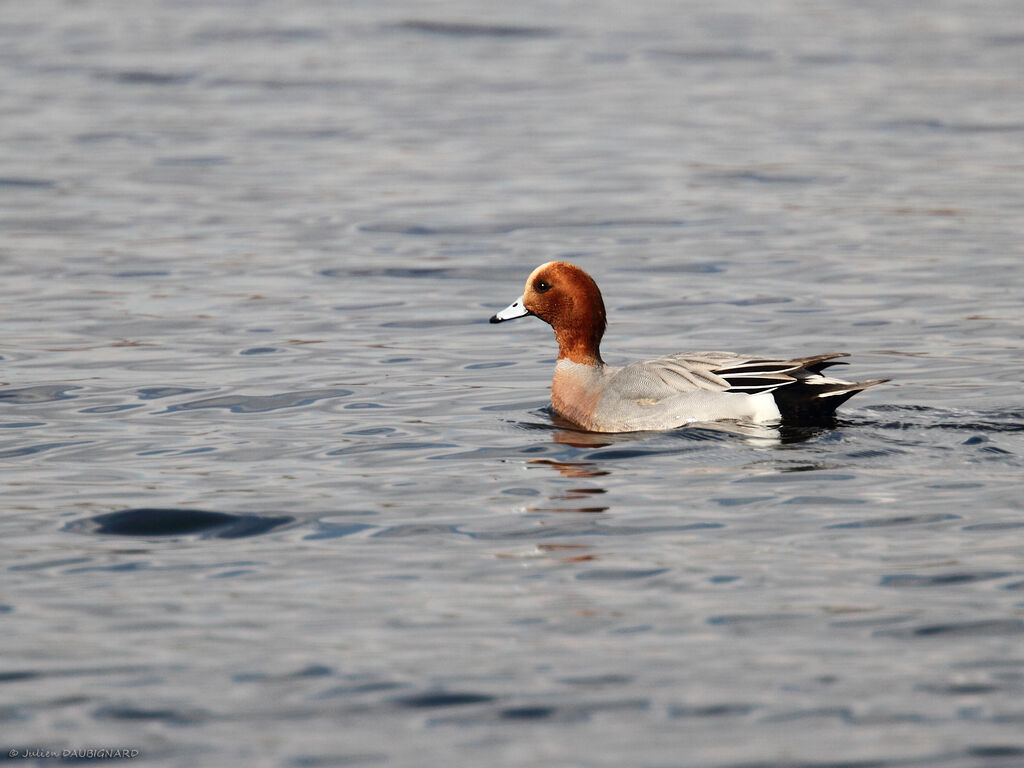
(747, 391), (782, 423)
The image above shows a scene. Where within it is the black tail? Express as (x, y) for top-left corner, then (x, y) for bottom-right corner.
(772, 378), (888, 424)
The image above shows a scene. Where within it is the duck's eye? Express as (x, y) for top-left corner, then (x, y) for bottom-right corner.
(535, 280), (551, 293)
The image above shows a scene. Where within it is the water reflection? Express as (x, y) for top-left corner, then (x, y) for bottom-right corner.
(548, 412), (832, 447)
(526, 459), (610, 513)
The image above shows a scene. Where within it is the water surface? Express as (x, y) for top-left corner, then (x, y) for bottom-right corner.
(2, 1), (1023, 766)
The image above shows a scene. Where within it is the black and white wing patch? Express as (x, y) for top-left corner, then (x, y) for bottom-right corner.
(713, 353), (851, 394)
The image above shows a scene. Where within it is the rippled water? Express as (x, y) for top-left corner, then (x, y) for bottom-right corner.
(3, 1), (1024, 766)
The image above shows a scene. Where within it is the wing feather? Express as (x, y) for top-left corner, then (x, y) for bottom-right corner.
(605, 352), (858, 402)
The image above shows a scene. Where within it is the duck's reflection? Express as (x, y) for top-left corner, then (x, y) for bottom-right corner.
(524, 458), (609, 513)
(517, 413), (834, 515)
(549, 415), (835, 447)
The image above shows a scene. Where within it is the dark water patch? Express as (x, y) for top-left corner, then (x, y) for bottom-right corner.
(953, 658), (1024, 671)
(247, 126), (363, 142)
(499, 705), (557, 720)
(240, 347), (279, 355)
(163, 388), (350, 414)
(0, 671), (41, 683)
(209, 568), (256, 578)
(502, 487), (539, 496)
(728, 295), (793, 307)
(393, 691), (495, 708)
(829, 615), (915, 630)
(669, 702), (758, 718)
(701, 170), (830, 186)
(558, 673), (632, 686)
(464, 361), (514, 370)
(876, 620), (1024, 639)
(869, 406), (1024, 434)
(920, 682), (1002, 695)
(334, 300), (406, 312)
(797, 53), (855, 65)
(762, 706), (854, 723)
(93, 704), (207, 725)
(314, 681), (410, 699)
(726, 761), (886, 768)
(68, 509), (294, 539)
(0, 385), (80, 404)
(615, 262), (725, 279)
(0, 215), (100, 232)
(741, 465), (846, 478)
(371, 524), (458, 539)
(79, 404), (142, 414)
(192, 26), (329, 44)
(329, 441), (457, 457)
(288, 754), (389, 767)
(425, 443), (567, 461)
(155, 155), (231, 167)
(825, 513), (960, 529)
(323, 264), (513, 280)
(880, 118), (1024, 134)
(427, 705), (573, 726)
(980, 445), (1013, 456)
(208, 76), (376, 91)
(966, 745), (1024, 758)
(713, 496), (775, 507)
(708, 613), (809, 626)
(575, 568), (670, 581)
(96, 69), (196, 85)
(74, 131), (146, 144)
(0, 422), (44, 429)
(435, 697), (647, 726)
(463, 521), (723, 540)
(0, 177), (55, 189)
(986, 33), (1024, 45)
(379, 319), (472, 329)
(234, 665), (333, 683)
(0, 441), (92, 458)
(111, 270), (171, 278)
(582, 447), (690, 461)
(531, 505), (608, 514)
(137, 387), (204, 400)
(842, 448), (902, 459)
(304, 522), (376, 540)
(65, 562), (146, 574)
(391, 20), (558, 38)
(357, 217), (686, 236)
(9, 557), (92, 572)
(0, 665), (157, 684)
(881, 572), (1012, 588)
(785, 496), (866, 506)
(647, 47), (774, 62)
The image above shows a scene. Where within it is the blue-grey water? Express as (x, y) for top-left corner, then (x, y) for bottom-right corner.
(2, 1), (1023, 766)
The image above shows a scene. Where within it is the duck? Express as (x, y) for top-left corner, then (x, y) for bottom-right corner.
(489, 261), (886, 433)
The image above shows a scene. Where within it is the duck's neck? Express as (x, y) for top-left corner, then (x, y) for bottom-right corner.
(550, 279), (607, 365)
(555, 329), (604, 366)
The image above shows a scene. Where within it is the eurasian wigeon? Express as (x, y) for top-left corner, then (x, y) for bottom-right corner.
(490, 261), (886, 433)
